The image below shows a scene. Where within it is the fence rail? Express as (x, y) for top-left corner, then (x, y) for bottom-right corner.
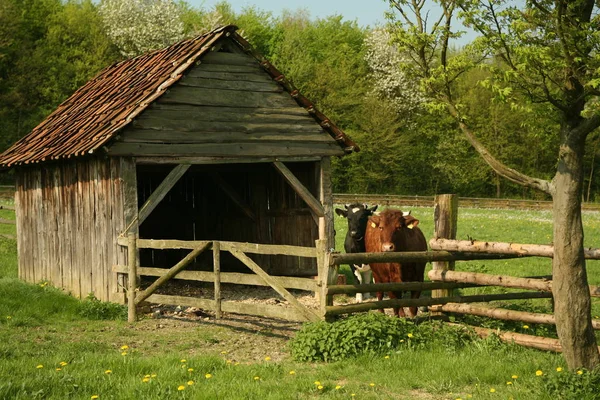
(333, 193), (600, 211)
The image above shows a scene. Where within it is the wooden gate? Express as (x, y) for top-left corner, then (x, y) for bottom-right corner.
(115, 236), (331, 322)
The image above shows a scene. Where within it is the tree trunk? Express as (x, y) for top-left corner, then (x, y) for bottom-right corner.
(552, 135), (600, 370)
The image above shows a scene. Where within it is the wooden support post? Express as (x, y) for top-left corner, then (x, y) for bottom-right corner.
(127, 232), (138, 323)
(318, 157), (335, 250)
(213, 241), (222, 319)
(272, 161), (325, 217)
(135, 242), (210, 305)
(432, 194), (458, 303)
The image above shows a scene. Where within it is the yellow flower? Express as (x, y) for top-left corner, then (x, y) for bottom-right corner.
(120, 345), (129, 350)
(456, 398), (462, 400)
(289, 370), (296, 375)
(507, 381), (513, 385)
(264, 356), (271, 361)
(384, 355), (390, 359)
(151, 374), (157, 378)
(59, 362), (68, 366)
(254, 376), (260, 381)
(226, 360), (232, 364)
(369, 383), (375, 387)
(466, 395), (472, 399)
(490, 388), (496, 393)
(187, 380), (194, 386)
(187, 368), (194, 372)
(351, 394), (356, 397)
(536, 370), (543, 376)
(317, 385), (324, 390)
(523, 325), (529, 329)
(220, 351), (228, 354)
(577, 370), (583, 375)
(314, 381), (321, 385)
(105, 370), (112, 374)
(121, 352), (127, 356)
(91, 396), (99, 399)
(205, 373), (212, 379)
(511, 375), (518, 379)
(335, 385), (342, 390)
(144, 375), (150, 378)
(234, 362), (240, 366)
(556, 367), (563, 372)
(400, 339), (405, 343)
(6, 316), (11, 319)
(142, 378), (149, 383)
(180, 359), (186, 363)
(36, 365), (43, 369)
(407, 333), (414, 338)
(177, 385), (185, 391)
(55, 368), (62, 371)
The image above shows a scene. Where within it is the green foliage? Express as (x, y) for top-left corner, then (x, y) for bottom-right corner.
(534, 368), (600, 400)
(77, 293), (126, 320)
(289, 313), (474, 362)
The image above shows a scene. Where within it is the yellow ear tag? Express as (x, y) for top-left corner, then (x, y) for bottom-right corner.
(407, 224), (414, 229)
(371, 222), (376, 228)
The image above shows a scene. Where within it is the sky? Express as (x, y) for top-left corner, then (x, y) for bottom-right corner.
(189, 0), (392, 28)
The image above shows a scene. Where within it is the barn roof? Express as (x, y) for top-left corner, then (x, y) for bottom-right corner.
(0, 25), (358, 167)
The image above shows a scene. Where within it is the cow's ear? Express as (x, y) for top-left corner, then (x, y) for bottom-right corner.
(367, 205), (378, 214)
(403, 215), (419, 229)
(369, 215), (380, 228)
(335, 208), (348, 218)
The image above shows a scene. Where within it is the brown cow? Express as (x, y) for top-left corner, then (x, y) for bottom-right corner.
(365, 209), (427, 317)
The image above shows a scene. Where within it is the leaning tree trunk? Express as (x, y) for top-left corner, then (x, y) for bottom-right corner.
(552, 136), (600, 370)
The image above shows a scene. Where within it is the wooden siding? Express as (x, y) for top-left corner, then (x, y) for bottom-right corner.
(109, 50), (344, 158)
(15, 158), (137, 303)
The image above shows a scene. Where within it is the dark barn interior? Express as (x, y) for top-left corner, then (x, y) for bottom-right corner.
(137, 162), (319, 276)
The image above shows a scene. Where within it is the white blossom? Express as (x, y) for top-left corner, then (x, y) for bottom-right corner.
(99, 0), (185, 58)
(364, 29), (425, 117)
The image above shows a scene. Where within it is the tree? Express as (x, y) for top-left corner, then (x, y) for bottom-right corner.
(385, 0), (600, 369)
(98, 0), (185, 58)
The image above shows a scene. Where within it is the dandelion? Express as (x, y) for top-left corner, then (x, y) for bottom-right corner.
(187, 380), (194, 386)
(220, 351), (228, 354)
(6, 316), (11, 319)
(466, 395), (472, 399)
(556, 367), (563, 372)
(59, 362), (68, 367)
(506, 381), (513, 385)
(384, 355), (390, 359)
(523, 325), (529, 329)
(142, 378), (149, 383)
(234, 362), (240, 366)
(536, 370), (543, 376)
(177, 385), (185, 391)
(105, 370), (112, 374)
(187, 368), (194, 372)
(91, 396), (99, 399)
(335, 385), (342, 390)
(151, 374), (157, 378)
(490, 388), (496, 393)
(369, 383), (375, 387)
(314, 381), (321, 385)
(36, 365), (43, 369)
(289, 370), (296, 375)
(205, 373), (212, 379)
(121, 352), (127, 356)
(180, 359), (186, 363)
(317, 385), (324, 390)
(120, 345), (129, 350)
(455, 398), (462, 400)
(577, 370), (583, 375)
(400, 339), (405, 343)
(254, 376), (260, 381)
(511, 375), (518, 379)
(56, 368), (62, 371)
(351, 394), (356, 397)
(407, 333), (414, 338)
(264, 356), (271, 361)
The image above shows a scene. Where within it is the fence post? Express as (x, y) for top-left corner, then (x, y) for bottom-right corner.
(127, 232), (138, 323)
(316, 239), (336, 321)
(213, 241), (222, 319)
(431, 194), (458, 306)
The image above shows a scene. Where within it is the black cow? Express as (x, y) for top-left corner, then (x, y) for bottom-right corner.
(335, 203), (378, 302)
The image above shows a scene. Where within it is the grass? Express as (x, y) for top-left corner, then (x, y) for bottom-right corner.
(0, 204), (599, 399)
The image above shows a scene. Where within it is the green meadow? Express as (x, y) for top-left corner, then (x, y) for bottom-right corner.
(1, 204), (599, 399)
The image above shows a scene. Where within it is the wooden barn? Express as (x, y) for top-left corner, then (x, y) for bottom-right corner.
(0, 25), (358, 306)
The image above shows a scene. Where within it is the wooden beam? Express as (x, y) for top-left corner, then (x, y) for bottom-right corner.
(432, 194), (458, 300)
(228, 247), (321, 321)
(330, 251), (524, 266)
(135, 242), (211, 305)
(327, 281), (478, 296)
(122, 164), (189, 234)
(272, 161), (325, 217)
(213, 241), (222, 319)
(127, 233), (138, 323)
(318, 157), (335, 248)
(210, 172), (256, 222)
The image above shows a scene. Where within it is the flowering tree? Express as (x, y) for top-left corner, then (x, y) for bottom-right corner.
(98, 0), (185, 58)
(363, 28), (424, 117)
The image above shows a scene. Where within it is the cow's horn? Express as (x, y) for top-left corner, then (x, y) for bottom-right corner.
(403, 210), (412, 216)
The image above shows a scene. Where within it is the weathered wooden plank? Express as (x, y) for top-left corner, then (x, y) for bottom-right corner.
(113, 265), (317, 291)
(148, 104), (310, 117)
(273, 161), (325, 218)
(146, 294), (309, 322)
(318, 158), (334, 248)
(213, 241), (222, 319)
(330, 251), (523, 266)
(327, 281), (477, 295)
(186, 69), (273, 83)
(135, 156), (321, 165)
(129, 119), (324, 134)
(135, 242), (211, 305)
(128, 233), (138, 322)
(432, 194), (458, 300)
(117, 157), (138, 302)
(228, 248), (320, 321)
(200, 51), (259, 67)
(159, 86), (298, 109)
(179, 76), (282, 92)
(121, 130), (331, 144)
(108, 142), (345, 157)
(190, 62), (264, 74)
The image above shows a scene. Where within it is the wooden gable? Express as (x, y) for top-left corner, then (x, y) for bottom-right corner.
(108, 39), (344, 159)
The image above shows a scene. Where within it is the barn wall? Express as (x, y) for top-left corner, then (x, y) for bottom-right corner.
(15, 157), (137, 303)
